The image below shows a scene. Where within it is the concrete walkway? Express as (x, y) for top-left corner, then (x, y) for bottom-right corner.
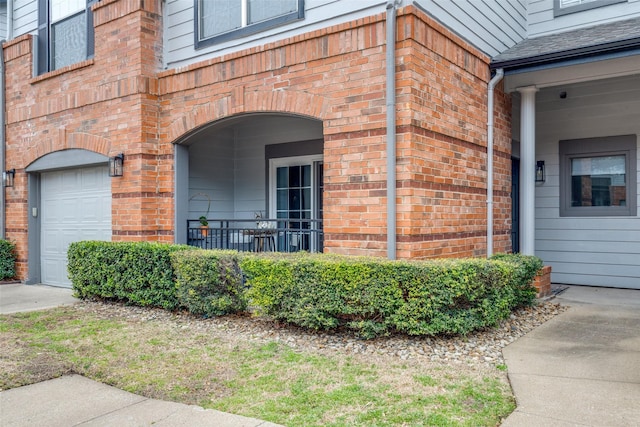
(0, 284), (282, 427)
(502, 285), (640, 427)
(3, 283), (639, 426)
(0, 375), (280, 427)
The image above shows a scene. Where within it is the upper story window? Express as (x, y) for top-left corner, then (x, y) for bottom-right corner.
(554, 0), (627, 17)
(37, 0), (97, 75)
(195, 0), (304, 49)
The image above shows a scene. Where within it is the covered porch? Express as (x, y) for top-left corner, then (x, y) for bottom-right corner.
(174, 113), (325, 253)
(493, 16), (640, 288)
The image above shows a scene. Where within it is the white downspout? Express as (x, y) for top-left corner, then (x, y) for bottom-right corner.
(7, 0), (14, 40)
(2, 1), (12, 238)
(0, 42), (5, 239)
(486, 68), (504, 257)
(386, 0), (398, 260)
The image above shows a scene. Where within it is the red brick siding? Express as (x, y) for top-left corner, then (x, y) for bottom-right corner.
(534, 265), (552, 298)
(392, 8), (512, 258)
(3, 2), (512, 280)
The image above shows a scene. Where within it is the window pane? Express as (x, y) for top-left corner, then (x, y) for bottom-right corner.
(277, 189), (288, 210)
(289, 189), (301, 210)
(277, 167), (287, 188)
(289, 166), (300, 188)
(301, 164), (311, 186)
(571, 156), (626, 176)
(51, 0), (85, 21)
(52, 12), (86, 70)
(199, 0), (242, 39)
(315, 161), (323, 222)
(560, 0), (600, 7)
(571, 156), (626, 207)
(302, 188), (311, 209)
(248, 0), (297, 24)
(560, 0), (581, 7)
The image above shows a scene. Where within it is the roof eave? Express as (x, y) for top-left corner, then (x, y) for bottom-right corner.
(490, 37), (640, 71)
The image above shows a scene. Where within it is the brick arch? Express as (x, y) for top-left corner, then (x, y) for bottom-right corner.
(168, 89), (328, 144)
(24, 131), (111, 167)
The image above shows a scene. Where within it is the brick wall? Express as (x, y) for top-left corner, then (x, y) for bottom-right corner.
(534, 265), (552, 298)
(3, 1), (512, 280)
(3, 0), (169, 279)
(157, 5), (512, 258)
(157, 13), (391, 257)
(394, 8), (512, 258)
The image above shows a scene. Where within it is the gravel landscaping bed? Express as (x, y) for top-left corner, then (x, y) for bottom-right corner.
(77, 298), (567, 367)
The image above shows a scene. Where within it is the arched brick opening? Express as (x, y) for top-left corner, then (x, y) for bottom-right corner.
(167, 89), (329, 145)
(171, 111), (325, 249)
(24, 132), (111, 167)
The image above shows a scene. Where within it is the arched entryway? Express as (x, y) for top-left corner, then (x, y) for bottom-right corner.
(174, 113), (324, 252)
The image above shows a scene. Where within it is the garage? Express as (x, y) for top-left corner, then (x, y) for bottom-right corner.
(40, 166), (112, 287)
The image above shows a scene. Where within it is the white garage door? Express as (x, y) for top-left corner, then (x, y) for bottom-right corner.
(41, 166), (112, 287)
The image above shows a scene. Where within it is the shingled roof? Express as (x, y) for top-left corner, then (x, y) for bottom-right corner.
(491, 16), (640, 71)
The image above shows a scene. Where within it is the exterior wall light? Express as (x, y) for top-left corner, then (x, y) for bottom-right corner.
(109, 153), (125, 177)
(536, 160), (545, 183)
(3, 169), (15, 187)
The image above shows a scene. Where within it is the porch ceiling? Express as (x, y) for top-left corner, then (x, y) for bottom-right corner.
(178, 113), (322, 146)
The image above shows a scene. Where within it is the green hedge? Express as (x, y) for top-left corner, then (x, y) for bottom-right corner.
(241, 253), (542, 338)
(490, 253), (542, 306)
(67, 241), (191, 310)
(0, 239), (16, 280)
(171, 250), (247, 317)
(67, 241), (542, 339)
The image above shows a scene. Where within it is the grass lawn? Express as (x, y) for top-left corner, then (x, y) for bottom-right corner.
(0, 303), (515, 426)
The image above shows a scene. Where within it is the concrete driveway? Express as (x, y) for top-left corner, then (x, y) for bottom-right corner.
(0, 283), (78, 314)
(502, 285), (640, 426)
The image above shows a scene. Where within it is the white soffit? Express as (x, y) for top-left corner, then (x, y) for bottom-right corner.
(504, 54), (640, 92)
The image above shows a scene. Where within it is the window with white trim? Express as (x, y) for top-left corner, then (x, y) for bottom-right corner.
(37, 0), (97, 74)
(269, 155), (323, 252)
(559, 135), (637, 217)
(195, 0), (304, 49)
(554, 0), (626, 16)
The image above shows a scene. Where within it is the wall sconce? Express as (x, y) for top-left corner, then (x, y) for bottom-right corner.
(536, 161), (545, 183)
(3, 169), (15, 187)
(109, 153), (124, 177)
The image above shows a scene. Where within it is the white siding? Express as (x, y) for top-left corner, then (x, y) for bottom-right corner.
(415, 0), (526, 56)
(164, 0), (386, 70)
(0, 4), (7, 40)
(165, 0), (527, 69)
(13, 0), (38, 38)
(528, 0), (640, 37)
(188, 129), (236, 220)
(533, 74), (640, 288)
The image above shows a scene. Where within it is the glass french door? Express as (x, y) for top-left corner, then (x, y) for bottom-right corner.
(270, 156), (323, 252)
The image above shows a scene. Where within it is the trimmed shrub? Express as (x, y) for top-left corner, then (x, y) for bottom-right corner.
(241, 253), (541, 338)
(67, 241), (192, 310)
(0, 239), (16, 280)
(171, 250), (247, 317)
(490, 253), (543, 306)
